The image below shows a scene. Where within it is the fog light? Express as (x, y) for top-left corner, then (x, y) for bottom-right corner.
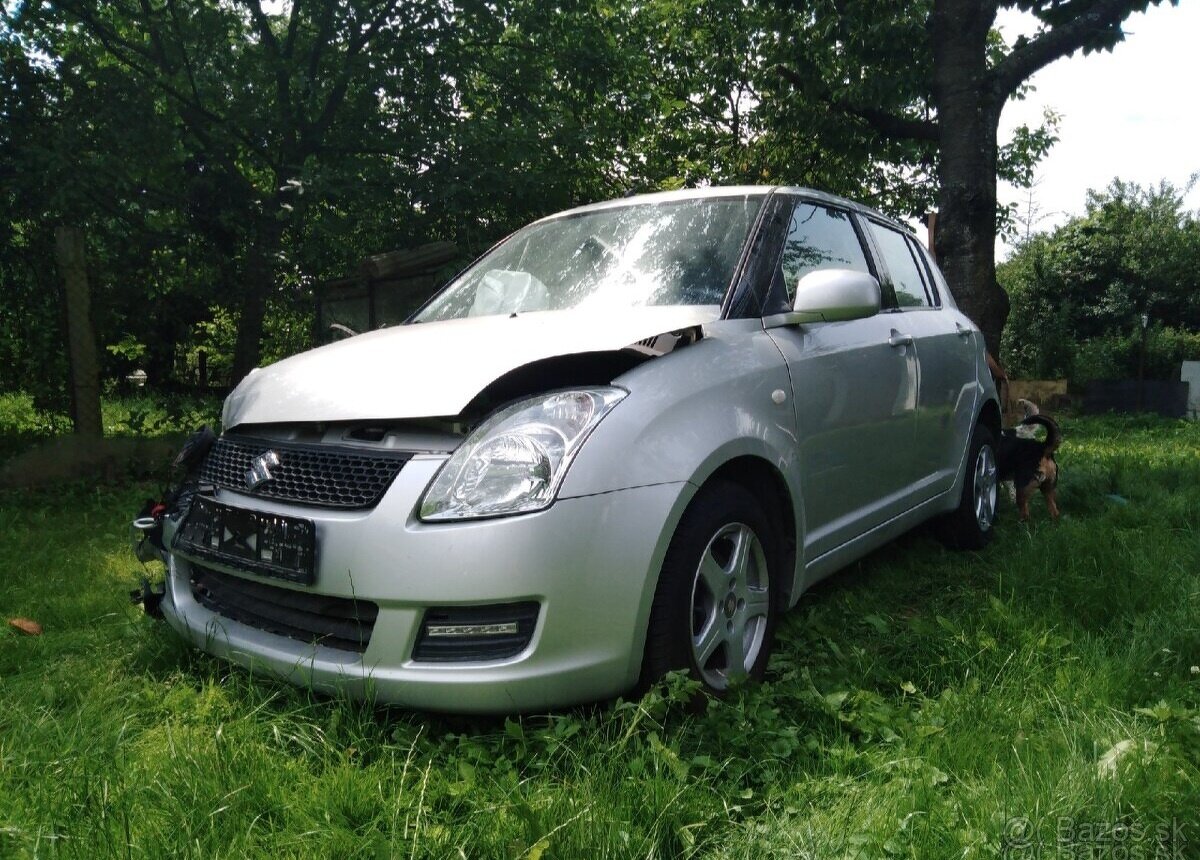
(427, 622), (520, 638)
(413, 602), (539, 662)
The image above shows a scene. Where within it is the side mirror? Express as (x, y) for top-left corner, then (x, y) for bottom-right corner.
(764, 269), (881, 328)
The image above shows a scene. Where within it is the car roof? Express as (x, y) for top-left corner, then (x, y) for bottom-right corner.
(537, 185), (903, 232)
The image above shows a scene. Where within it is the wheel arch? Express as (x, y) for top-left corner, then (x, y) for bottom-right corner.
(699, 456), (799, 609)
(978, 396), (1001, 441)
(626, 444), (805, 689)
(943, 394), (1002, 513)
(632, 451), (799, 693)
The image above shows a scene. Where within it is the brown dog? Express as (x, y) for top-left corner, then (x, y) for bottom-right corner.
(997, 411), (1061, 521)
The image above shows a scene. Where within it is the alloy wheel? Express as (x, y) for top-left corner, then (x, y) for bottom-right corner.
(973, 444), (998, 531)
(689, 522), (770, 689)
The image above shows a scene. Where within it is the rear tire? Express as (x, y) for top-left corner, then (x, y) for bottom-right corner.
(640, 481), (780, 695)
(937, 422), (999, 550)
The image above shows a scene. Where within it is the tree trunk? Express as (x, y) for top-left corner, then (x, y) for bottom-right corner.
(230, 212), (285, 385)
(54, 226), (103, 438)
(931, 0), (1009, 358)
(144, 296), (177, 386)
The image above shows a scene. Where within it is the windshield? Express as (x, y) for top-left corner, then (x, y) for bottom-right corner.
(415, 195), (763, 321)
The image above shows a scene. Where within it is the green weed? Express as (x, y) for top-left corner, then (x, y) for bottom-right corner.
(0, 413), (1197, 858)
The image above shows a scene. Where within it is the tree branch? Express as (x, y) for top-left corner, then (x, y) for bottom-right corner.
(164, 0), (209, 121)
(302, 1), (337, 116)
(283, 0), (303, 58)
(306, 0), (402, 144)
(991, 0), (1154, 99)
(775, 63), (940, 143)
(349, 0), (404, 54)
(241, 0), (282, 57)
(136, 0), (173, 72)
(54, 0), (271, 166)
(240, 0), (297, 158)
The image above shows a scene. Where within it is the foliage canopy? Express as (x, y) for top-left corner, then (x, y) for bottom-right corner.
(0, 0), (1185, 414)
(1000, 178), (1200, 379)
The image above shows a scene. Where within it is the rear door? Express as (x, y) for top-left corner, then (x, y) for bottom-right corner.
(765, 199), (921, 560)
(906, 241), (980, 491)
(862, 220), (977, 497)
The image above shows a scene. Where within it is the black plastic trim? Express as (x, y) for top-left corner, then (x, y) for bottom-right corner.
(190, 565), (378, 653)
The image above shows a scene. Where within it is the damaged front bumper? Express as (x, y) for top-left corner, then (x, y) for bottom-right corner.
(129, 508), (169, 617)
(150, 454), (689, 713)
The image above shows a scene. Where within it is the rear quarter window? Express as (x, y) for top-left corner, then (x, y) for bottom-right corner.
(866, 221), (933, 309)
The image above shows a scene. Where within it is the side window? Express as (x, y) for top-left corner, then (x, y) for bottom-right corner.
(867, 221), (931, 309)
(779, 203), (871, 301)
(911, 240), (949, 307)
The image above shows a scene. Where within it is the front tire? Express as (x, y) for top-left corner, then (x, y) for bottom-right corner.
(937, 422), (999, 550)
(640, 481), (780, 694)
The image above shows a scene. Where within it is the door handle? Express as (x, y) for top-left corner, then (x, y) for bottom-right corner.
(955, 322), (972, 339)
(888, 331), (913, 348)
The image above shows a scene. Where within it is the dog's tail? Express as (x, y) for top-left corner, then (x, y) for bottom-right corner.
(1020, 414), (1061, 453)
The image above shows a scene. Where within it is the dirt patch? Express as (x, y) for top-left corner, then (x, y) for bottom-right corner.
(1004, 379), (1069, 425)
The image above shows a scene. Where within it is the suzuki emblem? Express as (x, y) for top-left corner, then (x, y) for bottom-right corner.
(245, 450), (281, 490)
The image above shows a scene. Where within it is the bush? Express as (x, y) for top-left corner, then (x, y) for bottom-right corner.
(998, 178), (1200, 383)
(1071, 326), (1200, 383)
(179, 303), (313, 388)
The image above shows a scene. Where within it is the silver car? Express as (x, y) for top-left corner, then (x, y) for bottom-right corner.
(149, 186), (1001, 713)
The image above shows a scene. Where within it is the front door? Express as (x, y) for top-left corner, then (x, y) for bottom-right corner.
(765, 200), (921, 560)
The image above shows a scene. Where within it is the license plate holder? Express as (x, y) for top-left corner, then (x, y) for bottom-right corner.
(173, 496), (316, 584)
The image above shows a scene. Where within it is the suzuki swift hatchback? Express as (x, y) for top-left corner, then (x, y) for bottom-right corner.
(146, 187), (1001, 712)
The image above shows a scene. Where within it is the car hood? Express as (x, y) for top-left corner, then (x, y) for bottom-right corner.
(222, 305), (718, 427)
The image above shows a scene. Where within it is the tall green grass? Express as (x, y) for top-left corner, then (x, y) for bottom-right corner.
(1, 414), (1197, 858)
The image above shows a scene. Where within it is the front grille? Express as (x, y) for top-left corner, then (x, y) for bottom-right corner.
(190, 565), (378, 653)
(200, 434), (410, 508)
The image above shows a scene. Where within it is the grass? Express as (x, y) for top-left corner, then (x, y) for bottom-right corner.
(1, 404), (1198, 858)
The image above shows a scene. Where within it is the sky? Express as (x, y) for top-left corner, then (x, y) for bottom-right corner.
(994, 1), (1200, 257)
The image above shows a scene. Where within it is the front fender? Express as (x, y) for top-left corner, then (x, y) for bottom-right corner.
(561, 320), (797, 493)
(559, 319), (805, 596)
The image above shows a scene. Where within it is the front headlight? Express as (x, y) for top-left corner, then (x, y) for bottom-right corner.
(419, 387), (627, 521)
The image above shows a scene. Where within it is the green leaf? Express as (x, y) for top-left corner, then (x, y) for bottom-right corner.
(824, 691), (850, 711)
(505, 718), (525, 743)
(864, 613), (889, 634)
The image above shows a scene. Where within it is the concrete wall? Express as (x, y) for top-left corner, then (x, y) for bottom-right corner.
(1182, 361), (1200, 420)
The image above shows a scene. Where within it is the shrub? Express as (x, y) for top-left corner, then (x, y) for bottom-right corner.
(1071, 326), (1200, 383)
